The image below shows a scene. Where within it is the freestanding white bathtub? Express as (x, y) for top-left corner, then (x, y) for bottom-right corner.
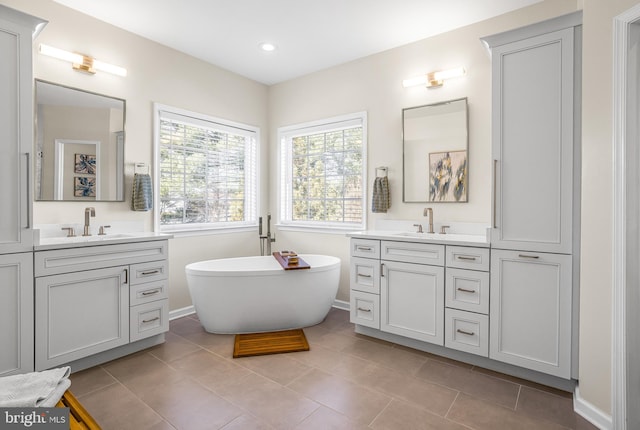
(185, 254), (341, 334)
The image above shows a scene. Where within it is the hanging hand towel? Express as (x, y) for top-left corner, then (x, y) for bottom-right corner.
(132, 173), (153, 211)
(372, 176), (390, 213)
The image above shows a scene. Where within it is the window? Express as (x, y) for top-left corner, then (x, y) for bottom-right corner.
(154, 104), (258, 233)
(278, 112), (367, 231)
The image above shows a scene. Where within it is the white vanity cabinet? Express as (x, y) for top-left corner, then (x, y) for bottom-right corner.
(349, 238), (446, 345)
(35, 266), (129, 370)
(490, 249), (572, 378)
(34, 239), (169, 370)
(0, 5), (45, 376)
(129, 260), (170, 342)
(0, 253), (34, 377)
(380, 241), (445, 345)
(349, 239), (381, 328)
(444, 246), (490, 357)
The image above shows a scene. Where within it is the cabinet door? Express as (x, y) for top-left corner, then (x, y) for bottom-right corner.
(381, 260), (444, 345)
(0, 252), (33, 376)
(35, 266), (129, 370)
(0, 13), (35, 253)
(490, 28), (574, 253)
(490, 249), (572, 378)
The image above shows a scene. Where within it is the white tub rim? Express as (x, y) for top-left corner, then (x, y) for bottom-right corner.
(185, 254), (340, 277)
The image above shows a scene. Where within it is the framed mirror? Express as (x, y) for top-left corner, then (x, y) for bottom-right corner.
(35, 80), (125, 201)
(402, 97), (468, 203)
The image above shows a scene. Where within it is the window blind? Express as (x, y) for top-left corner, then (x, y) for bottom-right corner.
(156, 107), (257, 231)
(279, 112), (367, 230)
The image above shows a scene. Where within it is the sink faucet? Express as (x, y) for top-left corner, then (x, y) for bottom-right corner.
(83, 207), (96, 236)
(423, 208), (434, 233)
(413, 224), (423, 233)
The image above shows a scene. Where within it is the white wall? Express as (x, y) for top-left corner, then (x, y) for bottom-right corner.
(579, 0), (640, 416)
(0, 0), (269, 311)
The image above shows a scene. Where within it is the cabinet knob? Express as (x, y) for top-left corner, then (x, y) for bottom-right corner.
(456, 329), (475, 336)
(357, 307), (372, 313)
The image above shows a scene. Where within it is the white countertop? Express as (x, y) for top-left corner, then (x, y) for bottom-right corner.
(347, 230), (490, 248)
(34, 232), (173, 251)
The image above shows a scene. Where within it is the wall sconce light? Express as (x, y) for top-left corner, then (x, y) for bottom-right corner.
(403, 66), (466, 89)
(39, 44), (127, 77)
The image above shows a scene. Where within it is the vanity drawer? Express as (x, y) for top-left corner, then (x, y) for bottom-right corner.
(35, 240), (168, 277)
(351, 239), (380, 259)
(445, 268), (490, 314)
(350, 290), (380, 329)
(130, 260), (168, 285)
(381, 240), (444, 266)
(350, 257), (380, 294)
(130, 299), (169, 342)
(130, 280), (169, 306)
(446, 246), (490, 271)
(445, 308), (489, 357)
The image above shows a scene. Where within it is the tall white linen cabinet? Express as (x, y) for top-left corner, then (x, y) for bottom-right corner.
(482, 12), (582, 379)
(0, 5), (46, 376)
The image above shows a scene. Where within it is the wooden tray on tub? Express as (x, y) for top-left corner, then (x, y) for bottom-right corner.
(272, 252), (310, 270)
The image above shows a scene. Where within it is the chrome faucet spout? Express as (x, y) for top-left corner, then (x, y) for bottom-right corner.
(83, 207), (96, 236)
(423, 207), (434, 234)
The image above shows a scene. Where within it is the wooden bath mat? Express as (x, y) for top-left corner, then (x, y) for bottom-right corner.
(233, 329), (309, 358)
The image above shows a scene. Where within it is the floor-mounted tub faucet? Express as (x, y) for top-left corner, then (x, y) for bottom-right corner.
(259, 213), (276, 255)
(423, 207), (434, 234)
(83, 207), (95, 236)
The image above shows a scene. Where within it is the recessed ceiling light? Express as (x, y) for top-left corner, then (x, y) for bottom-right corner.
(259, 42), (276, 52)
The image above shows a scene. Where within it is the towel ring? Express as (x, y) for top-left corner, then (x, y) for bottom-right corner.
(375, 166), (388, 177)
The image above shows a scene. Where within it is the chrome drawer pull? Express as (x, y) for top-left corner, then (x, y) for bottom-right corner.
(141, 269), (161, 275)
(142, 316), (160, 323)
(141, 289), (161, 296)
(456, 287), (476, 293)
(518, 254), (540, 259)
(357, 307), (372, 313)
(456, 329), (475, 336)
(357, 273), (372, 278)
(457, 256), (477, 261)
(357, 246), (373, 251)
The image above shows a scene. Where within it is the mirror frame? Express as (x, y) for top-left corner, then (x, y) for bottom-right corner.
(34, 79), (126, 202)
(402, 97), (469, 203)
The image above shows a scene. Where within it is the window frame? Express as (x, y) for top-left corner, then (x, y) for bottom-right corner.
(153, 103), (260, 235)
(277, 111), (367, 233)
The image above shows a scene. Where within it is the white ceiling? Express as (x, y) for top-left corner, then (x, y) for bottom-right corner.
(52, 0), (542, 85)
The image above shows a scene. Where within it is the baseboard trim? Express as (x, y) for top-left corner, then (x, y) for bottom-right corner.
(169, 305), (196, 320)
(332, 299), (350, 311)
(574, 385), (612, 430)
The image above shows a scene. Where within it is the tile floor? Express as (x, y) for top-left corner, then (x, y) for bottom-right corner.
(70, 309), (598, 430)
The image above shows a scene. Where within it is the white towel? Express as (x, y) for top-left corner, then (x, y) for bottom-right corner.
(0, 366), (71, 407)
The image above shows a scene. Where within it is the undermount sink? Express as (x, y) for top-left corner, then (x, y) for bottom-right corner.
(391, 231), (487, 243)
(38, 233), (136, 245)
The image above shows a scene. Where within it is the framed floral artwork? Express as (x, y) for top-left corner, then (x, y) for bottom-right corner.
(428, 150), (468, 202)
(74, 153), (97, 175)
(74, 176), (96, 197)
